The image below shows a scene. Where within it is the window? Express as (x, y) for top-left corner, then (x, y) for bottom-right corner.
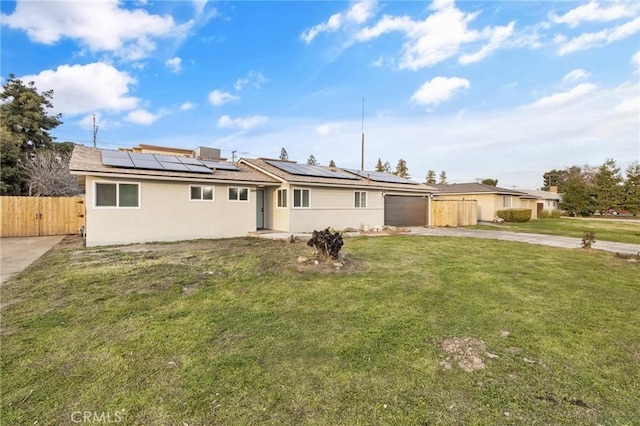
(354, 191), (367, 208)
(502, 195), (512, 208)
(190, 185), (214, 201)
(293, 189), (310, 208)
(228, 187), (249, 201)
(95, 182), (139, 208)
(277, 189), (287, 208)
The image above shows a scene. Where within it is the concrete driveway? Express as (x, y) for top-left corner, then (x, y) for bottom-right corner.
(0, 236), (66, 284)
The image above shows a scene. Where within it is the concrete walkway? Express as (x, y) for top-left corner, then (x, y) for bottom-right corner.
(0, 236), (66, 284)
(250, 228), (640, 255)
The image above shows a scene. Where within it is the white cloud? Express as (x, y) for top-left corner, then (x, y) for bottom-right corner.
(301, 0), (377, 43)
(124, 109), (161, 125)
(217, 115), (268, 130)
(632, 51), (640, 73)
(563, 68), (591, 82)
(459, 21), (515, 65)
(77, 112), (117, 130)
(316, 122), (343, 135)
(1, 0), (192, 60)
(208, 89), (239, 106)
(165, 57), (182, 73)
(234, 71), (267, 91)
(20, 62), (139, 116)
(179, 101), (196, 111)
(549, 1), (638, 27)
(411, 77), (470, 107)
(557, 17), (640, 55)
(527, 83), (597, 108)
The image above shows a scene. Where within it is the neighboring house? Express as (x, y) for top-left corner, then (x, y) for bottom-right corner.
(240, 158), (436, 232)
(70, 146), (435, 246)
(431, 183), (539, 221)
(523, 189), (561, 215)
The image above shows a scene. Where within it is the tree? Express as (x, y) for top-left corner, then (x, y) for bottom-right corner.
(279, 148), (289, 161)
(425, 170), (436, 184)
(439, 171), (447, 184)
(23, 149), (80, 196)
(382, 161), (391, 173)
(623, 161), (640, 216)
(393, 159), (409, 178)
(593, 158), (624, 216)
(328, 159), (336, 168)
(560, 168), (594, 216)
(542, 169), (568, 192)
(481, 178), (498, 186)
(375, 158), (384, 172)
(307, 155), (317, 165)
(1, 75), (63, 195)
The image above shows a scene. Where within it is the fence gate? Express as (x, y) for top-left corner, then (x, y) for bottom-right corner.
(432, 200), (478, 227)
(1, 196), (85, 237)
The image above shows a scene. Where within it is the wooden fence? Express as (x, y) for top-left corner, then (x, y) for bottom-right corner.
(432, 199), (477, 227)
(1, 196), (85, 237)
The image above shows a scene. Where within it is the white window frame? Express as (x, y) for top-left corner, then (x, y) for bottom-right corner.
(502, 195), (512, 208)
(94, 181), (140, 209)
(190, 185), (214, 202)
(354, 191), (367, 208)
(228, 186), (249, 202)
(293, 188), (310, 208)
(277, 189), (288, 208)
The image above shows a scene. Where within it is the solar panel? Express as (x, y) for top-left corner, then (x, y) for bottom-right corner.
(159, 161), (190, 172)
(345, 169), (419, 185)
(185, 164), (213, 173)
(102, 156), (134, 168)
(129, 152), (156, 161)
(153, 154), (182, 163)
(266, 160), (358, 180)
(202, 161), (239, 171)
(132, 159), (163, 169)
(101, 150), (131, 159)
(178, 157), (204, 165)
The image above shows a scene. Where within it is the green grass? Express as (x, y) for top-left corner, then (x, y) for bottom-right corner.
(2, 235), (639, 425)
(473, 217), (640, 244)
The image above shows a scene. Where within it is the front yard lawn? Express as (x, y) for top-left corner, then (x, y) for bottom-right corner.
(2, 235), (639, 424)
(474, 217), (640, 244)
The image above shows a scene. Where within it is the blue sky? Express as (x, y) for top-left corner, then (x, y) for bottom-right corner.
(2, 0), (639, 188)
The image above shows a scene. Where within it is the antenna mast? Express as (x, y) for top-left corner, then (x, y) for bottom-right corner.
(360, 97), (365, 171)
(92, 113), (99, 148)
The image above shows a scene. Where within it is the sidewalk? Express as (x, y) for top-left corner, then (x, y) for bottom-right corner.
(250, 228), (640, 255)
(0, 236), (66, 284)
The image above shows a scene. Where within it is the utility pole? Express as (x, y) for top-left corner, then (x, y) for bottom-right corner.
(360, 97), (365, 171)
(92, 113), (99, 148)
(231, 150), (237, 162)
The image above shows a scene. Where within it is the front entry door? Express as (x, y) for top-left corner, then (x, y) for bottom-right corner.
(256, 189), (265, 229)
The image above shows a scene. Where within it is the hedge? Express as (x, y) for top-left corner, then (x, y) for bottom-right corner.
(496, 208), (532, 222)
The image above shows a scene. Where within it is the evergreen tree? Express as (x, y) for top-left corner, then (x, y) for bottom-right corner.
(425, 170), (436, 184)
(382, 161), (391, 173)
(279, 148), (289, 161)
(328, 159), (336, 168)
(375, 158), (384, 172)
(394, 159), (409, 178)
(1, 75), (63, 195)
(307, 155), (317, 165)
(593, 158), (624, 216)
(560, 168), (594, 216)
(439, 171), (447, 184)
(623, 161), (640, 216)
(542, 169), (568, 191)
(481, 178), (498, 186)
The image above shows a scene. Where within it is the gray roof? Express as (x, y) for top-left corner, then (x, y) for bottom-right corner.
(431, 182), (536, 197)
(522, 189), (561, 200)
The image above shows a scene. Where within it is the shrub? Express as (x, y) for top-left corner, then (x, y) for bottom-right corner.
(307, 228), (344, 260)
(582, 231), (596, 249)
(550, 209), (561, 218)
(496, 208), (532, 223)
(539, 210), (551, 219)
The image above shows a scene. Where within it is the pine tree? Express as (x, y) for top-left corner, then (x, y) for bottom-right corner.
(394, 159), (409, 178)
(439, 171), (447, 184)
(425, 170), (436, 184)
(279, 148), (289, 161)
(375, 158), (384, 172)
(382, 161), (391, 173)
(329, 159), (336, 168)
(560, 168), (594, 216)
(623, 161), (640, 216)
(481, 178), (498, 186)
(593, 158), (624, 216)
(307, 155), (317, 165)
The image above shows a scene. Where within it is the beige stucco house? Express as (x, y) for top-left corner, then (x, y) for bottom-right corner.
(431, 183), (539, 222)
(70, 146), (435, 246)
(523, 189), (561, 215)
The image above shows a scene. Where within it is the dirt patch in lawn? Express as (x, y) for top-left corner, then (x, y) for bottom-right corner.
(438, 337), (499, 372)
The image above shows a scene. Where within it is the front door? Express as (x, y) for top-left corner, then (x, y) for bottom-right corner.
(256, 189), (265, 229)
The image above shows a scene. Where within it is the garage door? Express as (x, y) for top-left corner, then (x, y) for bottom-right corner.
(384, 196), (427, 227)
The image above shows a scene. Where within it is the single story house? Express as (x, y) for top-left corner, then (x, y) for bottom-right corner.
(430, 183), (539, 222)
(70, 145), (435, 246)
(522, 189), (561, 215)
